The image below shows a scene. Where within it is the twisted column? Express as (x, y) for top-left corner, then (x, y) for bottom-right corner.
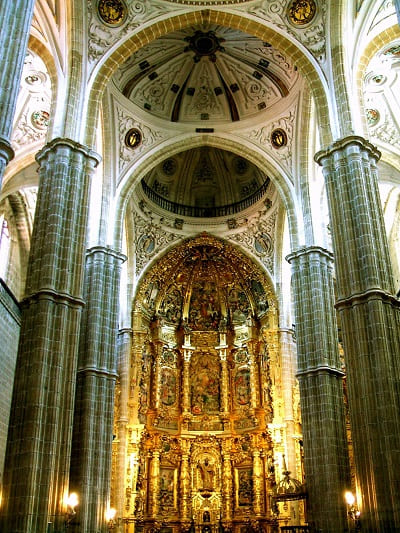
(286, 246), (350, 532)
(1, 138), (100, 532)
(0, 0), (35, 186)
(316, 136), (400, 531)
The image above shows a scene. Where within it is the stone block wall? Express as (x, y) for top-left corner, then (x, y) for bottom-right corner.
(0, 279), (20, 485)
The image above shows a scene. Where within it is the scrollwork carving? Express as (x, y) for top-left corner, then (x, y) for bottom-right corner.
(244, 0), (326, 62)
(88, 0), (169, 63)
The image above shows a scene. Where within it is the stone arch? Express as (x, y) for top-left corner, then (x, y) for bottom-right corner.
(111, 133), (302, 253)
(85, 9), (334, 149)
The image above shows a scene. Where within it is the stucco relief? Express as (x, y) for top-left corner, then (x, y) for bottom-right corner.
(87, 0), (169, 63)
(133, 211), (182, 276)
(245, 0), (326, 62)
(246, 109), (296, 172)
(227, 208), (277, 275)
(117, 106), (165, 176)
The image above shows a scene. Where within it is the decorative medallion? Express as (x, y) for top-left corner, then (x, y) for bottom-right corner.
(97, 0), (126, 26)
(371, 74), (385, 85)
(271, 128), (287, 148)
(383, 44), (400, 58)
(233, 157), (249, 175)
(125, 128), (142, 148)
(163, 158), (177, 176)
(138, 234), (155, 255)
(31, 110), (49, 129)
(366, 109), (380, 127)
(288, 0), (317, 26)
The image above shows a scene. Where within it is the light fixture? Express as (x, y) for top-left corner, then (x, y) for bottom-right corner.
(105, 507), (117, 531)
(344, 491), (361, 531)
(65, 492), (78, 528)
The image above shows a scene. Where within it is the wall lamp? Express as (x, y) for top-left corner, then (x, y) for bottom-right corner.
(344, 491), (360, 531)
(65, 492), (78, 528)
(105, 507), (117, 531)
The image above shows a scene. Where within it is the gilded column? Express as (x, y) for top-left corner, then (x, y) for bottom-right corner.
(150, 450), (161, 516)
(217, 324), (229, 417)
(180, 443), (191, 524)
(221, 442), (232, 526)
(1, 138), (100, 533)
(316, 136), (400, 531)
(70, 245), (126, 533)
(252, 449), (263, 516)
(286, 246), (350, 533)
(248, 351), (258, 413)
(182, 338), (194, 418)
(0, 0), (35, 186)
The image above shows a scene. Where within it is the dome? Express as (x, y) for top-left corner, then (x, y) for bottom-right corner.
(113, 24), (299, 124)
(140, 146), (271, 217)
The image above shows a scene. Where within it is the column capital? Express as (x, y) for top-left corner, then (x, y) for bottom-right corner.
(314, 135), (381, 165)
(286, 245), (333, 264)
(86, 245), (127, 263)
(36, 137), (101, 167)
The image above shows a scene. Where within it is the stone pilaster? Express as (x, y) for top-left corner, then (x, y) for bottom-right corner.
(0, 0), (35, 186)
(1, 138), (100, 532)
(70, 245), (126, 533)
(286, 246), (350, 533)
(315, 136), (400, 531)
(115, 328), (133, 523)
(279, 328), (297, 474)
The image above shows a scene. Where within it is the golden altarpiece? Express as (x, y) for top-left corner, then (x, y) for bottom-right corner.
(112, 237), (305, 532)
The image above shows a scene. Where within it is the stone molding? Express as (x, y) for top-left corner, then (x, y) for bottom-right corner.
(35, 136), (101, 167)
(314, 134), (381, 164)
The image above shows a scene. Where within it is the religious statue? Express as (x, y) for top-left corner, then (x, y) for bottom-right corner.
(198, 458), (215, 490)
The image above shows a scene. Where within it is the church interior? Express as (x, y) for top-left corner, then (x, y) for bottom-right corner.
(0, 1), (399, 532)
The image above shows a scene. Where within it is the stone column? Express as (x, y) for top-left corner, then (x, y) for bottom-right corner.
(0, 138), (100, 532)
(315, 136), (400, 531)
(70, 245), (126, 533)
(286, 246), (350, 533)
(0, 0), (35, 186)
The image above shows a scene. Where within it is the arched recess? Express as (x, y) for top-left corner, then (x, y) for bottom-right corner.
(84, 9), (334, 150)
(112, 233), (304, 526)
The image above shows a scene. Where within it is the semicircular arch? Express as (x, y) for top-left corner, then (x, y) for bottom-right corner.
(85, 9), (334, 149)
(110, 132), (303, 252)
